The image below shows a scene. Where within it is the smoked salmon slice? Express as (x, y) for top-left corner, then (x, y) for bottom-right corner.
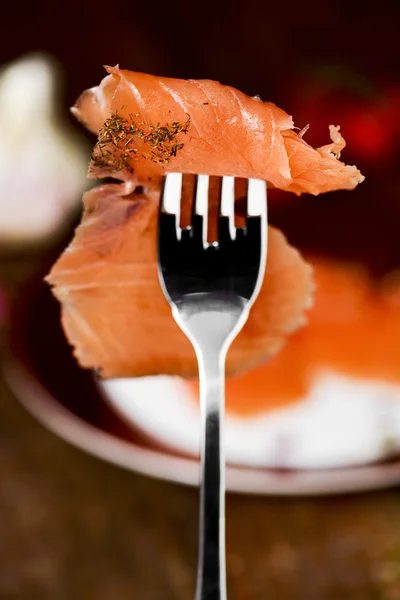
(46, 67), (364, 379)
(72, 66), (364, 195)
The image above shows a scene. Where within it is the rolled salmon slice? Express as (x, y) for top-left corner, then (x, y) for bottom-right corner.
(47, 68), (364, 379)
(72, 66), (364, 194)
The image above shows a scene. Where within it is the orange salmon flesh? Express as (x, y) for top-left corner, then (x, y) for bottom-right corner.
(46, 67), (364, 380)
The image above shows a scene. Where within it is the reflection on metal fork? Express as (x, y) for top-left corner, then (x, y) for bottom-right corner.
(158, 173), (267, 600)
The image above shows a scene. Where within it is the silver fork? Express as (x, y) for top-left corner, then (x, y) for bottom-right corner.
(158, 174), (267, 600)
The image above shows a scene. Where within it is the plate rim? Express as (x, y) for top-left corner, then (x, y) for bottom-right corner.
(5, 353), (400, 496)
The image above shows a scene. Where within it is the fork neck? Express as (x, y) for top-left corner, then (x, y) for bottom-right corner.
(172, 293), (249, 361)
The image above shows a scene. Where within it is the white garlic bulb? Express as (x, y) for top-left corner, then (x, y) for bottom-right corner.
(0, 53), (90, 245)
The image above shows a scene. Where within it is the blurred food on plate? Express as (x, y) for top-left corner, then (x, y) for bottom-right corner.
(101, 258), (400, 470)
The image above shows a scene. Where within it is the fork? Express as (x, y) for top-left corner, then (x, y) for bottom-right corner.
(158, 173), (267, 600)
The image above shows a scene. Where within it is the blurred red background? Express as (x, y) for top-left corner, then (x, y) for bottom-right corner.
(0, 0), (399, 274)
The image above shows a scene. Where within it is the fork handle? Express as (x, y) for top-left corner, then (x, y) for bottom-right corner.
(172, 298), (248, 600)
(195, 347), (227, 600)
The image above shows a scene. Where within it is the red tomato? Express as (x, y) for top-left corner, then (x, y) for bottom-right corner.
(279, 69), (399, 171)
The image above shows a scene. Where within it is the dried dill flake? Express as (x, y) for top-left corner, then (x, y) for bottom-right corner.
(91, 111), (191, 171)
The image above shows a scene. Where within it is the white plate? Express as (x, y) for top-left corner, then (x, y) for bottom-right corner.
(6, 356), (400, 496)
(100, 369), (400, 470)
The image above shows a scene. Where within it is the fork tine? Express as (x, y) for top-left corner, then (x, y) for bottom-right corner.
(246, 178), (268, 304)
(161, 172), (183, 240)
(247, 178), (267, 218)
(192, 174), (209, 248)
(161, 172), (183, 214)
(219, 175), (236, 242)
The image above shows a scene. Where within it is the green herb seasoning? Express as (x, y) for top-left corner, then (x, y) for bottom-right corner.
(91, 111), (191, 172)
